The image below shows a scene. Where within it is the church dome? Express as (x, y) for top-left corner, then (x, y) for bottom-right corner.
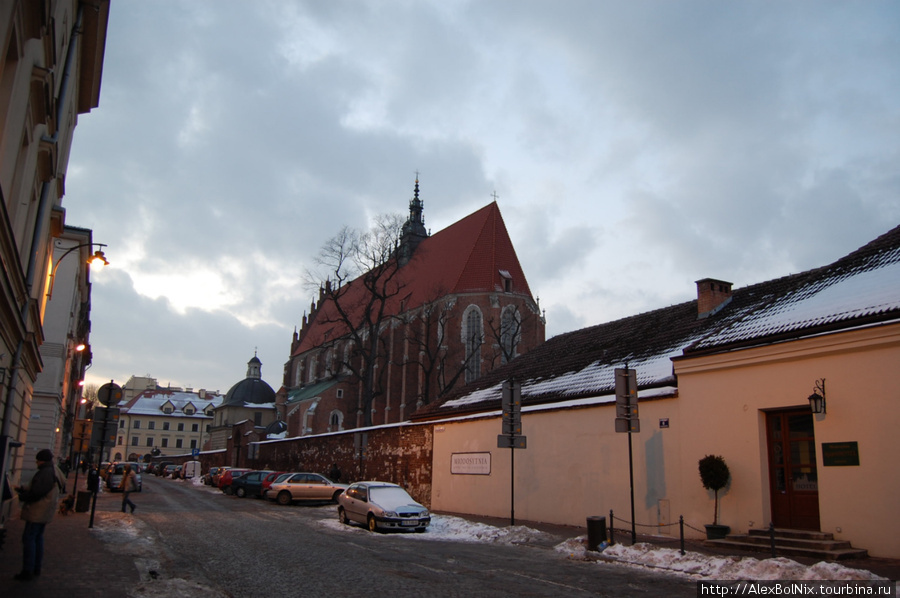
(222, 355), (276, 407)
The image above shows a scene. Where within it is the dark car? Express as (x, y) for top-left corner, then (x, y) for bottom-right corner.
(338, 481), (430, 533)
(230, 470), (275, 498)
(217, 468), (252, 495)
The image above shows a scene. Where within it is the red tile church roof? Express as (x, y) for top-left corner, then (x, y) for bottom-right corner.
(293, 202), (533, 356)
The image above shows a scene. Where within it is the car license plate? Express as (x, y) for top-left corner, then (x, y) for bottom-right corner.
(401, 520), (418, 526)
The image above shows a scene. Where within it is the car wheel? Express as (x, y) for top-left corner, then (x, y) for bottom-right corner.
(276, 491), (293, 506)
(224, 486), (233, 495)
(235, 487), (246, 498)
(367, 514), (379, 533)
(331, 490), (343, 503)
(338, 507), (350, 525)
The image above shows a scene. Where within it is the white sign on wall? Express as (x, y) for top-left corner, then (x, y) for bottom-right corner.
(451, 452), (492, 475)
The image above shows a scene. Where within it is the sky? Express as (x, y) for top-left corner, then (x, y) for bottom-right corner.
(64, 1), (900, 395)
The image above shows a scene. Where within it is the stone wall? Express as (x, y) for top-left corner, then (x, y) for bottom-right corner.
(248, 423), (434, 507)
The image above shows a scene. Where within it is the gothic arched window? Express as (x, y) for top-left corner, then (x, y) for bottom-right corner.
(500, 305), (521, 364)
(462, 305), (483, 383)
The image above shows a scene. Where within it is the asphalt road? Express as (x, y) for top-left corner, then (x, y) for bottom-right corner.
(112, 475), (696, 597)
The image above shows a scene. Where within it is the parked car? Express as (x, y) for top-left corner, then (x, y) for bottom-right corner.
(267, 472), (348, 506)
(163, 464), (178, 478)
(217, 468), (252, 495)
(211, 466), (233, 487)
(203, 466), (225, 486)
(260, 471), (288, 497)
(182, 461), (202, 480)
(337, 482), (430, 533)
(155, 461), (173, 476)
(230, 470), (275, 498)
(105, 462), (143, 492)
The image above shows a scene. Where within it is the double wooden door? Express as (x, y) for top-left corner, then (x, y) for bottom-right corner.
(766, 410), (820, 530)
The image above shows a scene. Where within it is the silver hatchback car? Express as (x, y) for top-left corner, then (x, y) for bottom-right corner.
(337, 481), (430, 533)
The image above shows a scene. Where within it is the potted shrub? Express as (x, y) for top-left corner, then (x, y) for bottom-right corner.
(698, 454), (731, 540)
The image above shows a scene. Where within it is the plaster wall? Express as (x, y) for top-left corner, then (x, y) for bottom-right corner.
(674, 323), (900, 558)
(430, 397), (684, 534)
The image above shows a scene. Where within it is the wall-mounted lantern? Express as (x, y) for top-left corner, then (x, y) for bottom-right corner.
(808, 379), (826, 415)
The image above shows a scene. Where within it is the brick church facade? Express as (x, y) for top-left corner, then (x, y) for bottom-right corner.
(278, 182), (545, 435)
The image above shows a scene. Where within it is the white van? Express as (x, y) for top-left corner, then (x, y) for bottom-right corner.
(182, 461), (202, 480)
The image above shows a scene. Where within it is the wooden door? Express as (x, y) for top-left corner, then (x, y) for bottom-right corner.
(766, 410), (820, 530)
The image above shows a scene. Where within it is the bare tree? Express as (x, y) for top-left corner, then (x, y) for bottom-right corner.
(304, 213), (406, 427)
(485, 304), (527, 369)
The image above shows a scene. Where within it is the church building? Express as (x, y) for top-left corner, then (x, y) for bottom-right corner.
(279, 181), (545, 435)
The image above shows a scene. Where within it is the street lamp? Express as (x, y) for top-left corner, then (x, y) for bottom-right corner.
(46, 242), (109, 300)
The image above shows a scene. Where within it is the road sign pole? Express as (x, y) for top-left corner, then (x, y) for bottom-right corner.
(510, 440), (515, 527)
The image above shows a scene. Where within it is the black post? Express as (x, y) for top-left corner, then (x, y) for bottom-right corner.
(679, 515), (685, 555)
(88, 407), (108, 529)
(609, 509), (615, 545)
(510, 444), (515, 527)
(769, 521), (776, 558)
(626, 368), (636, 545)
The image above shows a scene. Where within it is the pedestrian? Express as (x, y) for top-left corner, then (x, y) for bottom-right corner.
(119, 463), (138, 513)
(328, 463), (341, 482)
(13, 448), (66, 581)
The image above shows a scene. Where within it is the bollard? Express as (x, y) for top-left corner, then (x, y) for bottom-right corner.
(587, 516), (608, 551)
(609, 509), (616, 545)
(75, 490), (92, 512)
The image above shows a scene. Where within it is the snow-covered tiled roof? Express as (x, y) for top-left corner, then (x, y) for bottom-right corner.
(693, 251), (900, 350)
(415, 224), (900, 420)
(122, 390), (223, 417)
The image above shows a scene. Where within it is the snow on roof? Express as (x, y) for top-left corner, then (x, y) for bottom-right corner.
(695, 259), (900, 349)
(418, 224), (900, 419)
(123, 391), (222, 417)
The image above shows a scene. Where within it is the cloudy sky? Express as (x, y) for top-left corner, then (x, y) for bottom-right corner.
(65, 1), (900, 395)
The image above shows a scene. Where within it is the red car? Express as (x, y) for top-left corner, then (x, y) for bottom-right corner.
(217, 468), (252, 495)
(262, 471), (288, 496)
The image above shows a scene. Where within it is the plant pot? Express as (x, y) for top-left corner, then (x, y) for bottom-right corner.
(705, 524), (731, 540)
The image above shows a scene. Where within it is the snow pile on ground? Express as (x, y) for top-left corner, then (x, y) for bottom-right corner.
(319, 512), (556, 545)
(553, 538), (887, 581)
(95, 507), (887, 588)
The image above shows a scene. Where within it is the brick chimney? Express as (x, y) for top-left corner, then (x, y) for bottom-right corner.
(695, 278), (732, 318)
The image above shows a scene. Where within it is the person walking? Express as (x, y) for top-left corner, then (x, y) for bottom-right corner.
(119, 463), (138, 513)
(328, 463), (341, 482)
(13, 448), (66, 581)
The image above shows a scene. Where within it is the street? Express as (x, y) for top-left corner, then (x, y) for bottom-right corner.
(97, 474), (696, 597)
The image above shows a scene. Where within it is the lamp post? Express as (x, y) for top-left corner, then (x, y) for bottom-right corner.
(46, 241), (108, 300)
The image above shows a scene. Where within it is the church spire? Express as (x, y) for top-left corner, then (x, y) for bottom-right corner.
(246, 354), (262, 379)
(398, 174), (429, 265)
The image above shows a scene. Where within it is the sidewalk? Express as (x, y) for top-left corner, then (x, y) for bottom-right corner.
(0, 475), (141, 598)
(451, 513), (900, 581)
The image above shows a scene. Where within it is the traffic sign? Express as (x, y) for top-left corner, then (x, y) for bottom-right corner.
(615, 417), (640, 433)
(97, 382), (123, 406)
(497, 435), (527, 449)
(615, 368), (639, 433)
